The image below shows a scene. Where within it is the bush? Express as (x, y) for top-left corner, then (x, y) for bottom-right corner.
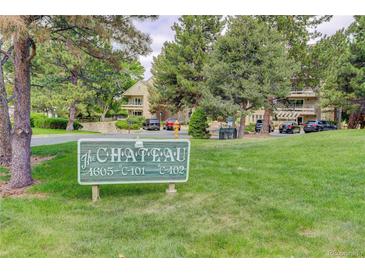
(106, 108), (128, 118)
(115, 116), (144, 130)
(30, 113), (47, 127)
(73, 120), (83, 130)
(31, 113), (83, 130)
(245, 123), (256, 133)
(188, 108), (210, 139)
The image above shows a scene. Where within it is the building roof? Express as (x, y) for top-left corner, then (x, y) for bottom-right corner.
(123, 78), (153, 97)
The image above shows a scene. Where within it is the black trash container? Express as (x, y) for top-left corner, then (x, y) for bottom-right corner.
(219, 127), (237, 139)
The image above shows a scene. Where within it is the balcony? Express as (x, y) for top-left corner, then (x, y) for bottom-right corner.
(122, 104), (143, 110)
(276, 107), (316, 115)
(288, 90), (317, 98)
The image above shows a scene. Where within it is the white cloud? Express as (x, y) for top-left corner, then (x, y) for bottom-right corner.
(135, 16), (178, 78)
(317, 15), (354, 36)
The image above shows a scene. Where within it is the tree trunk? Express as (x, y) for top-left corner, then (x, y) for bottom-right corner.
(0, 58), (12, 167)
(336, 107), (342, 129)
(66, 70), (79, 131)
(9, 34), (33, 188)
(261, 97), (274, 134)
(261, 108), (271, 134)
(66, 101), (76, 131)
(237, 113), (246, 139)
(100, 106), (109, 122)
(348, 110), (361, 129)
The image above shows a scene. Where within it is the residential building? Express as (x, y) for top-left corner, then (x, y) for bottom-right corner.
(122, 78), (190, 122)
(246, 89), (335, 125)
(122, 78), (153, 118)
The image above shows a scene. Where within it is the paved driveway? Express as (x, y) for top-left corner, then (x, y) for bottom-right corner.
(31, 128), (304, 147)
(31, 129), (190, 147)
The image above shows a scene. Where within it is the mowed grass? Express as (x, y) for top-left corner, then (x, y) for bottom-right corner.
(32, 128), (98, 135)
(1, 130), (365, 257)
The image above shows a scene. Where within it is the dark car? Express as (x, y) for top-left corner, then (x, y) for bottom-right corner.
(279, 121), (301, 134)
(143, 119), (160, 131)
(303, 120), (337, 133)
(255, 119), (274, 133)
(163, 118), (181, 131)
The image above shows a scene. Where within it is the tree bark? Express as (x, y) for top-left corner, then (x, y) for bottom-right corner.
(261, 97), (274, 134)
(336, 107), (342, 129)
(0, 55), (12, 167)
(237, 113), (246, 139)
(9, 34), (33, 188)
(261, 108), (272, 134)
(100, 105), (109, 122)
(66, 101), (76, 131)
(348, 110), (361, 129)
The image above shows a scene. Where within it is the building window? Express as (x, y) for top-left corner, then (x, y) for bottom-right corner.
(288, 99), (304, 109)
(132, 110), (142, 116)
(129, 97), (143, 105)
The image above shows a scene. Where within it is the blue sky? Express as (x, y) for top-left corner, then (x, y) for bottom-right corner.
(135, 16), (355, 79)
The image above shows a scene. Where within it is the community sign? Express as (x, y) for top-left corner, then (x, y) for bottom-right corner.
(78, 139), (190, 185)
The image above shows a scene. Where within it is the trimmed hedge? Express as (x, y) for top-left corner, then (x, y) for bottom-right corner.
(115, 116), (145, 130)
(31, 113), (82, 130)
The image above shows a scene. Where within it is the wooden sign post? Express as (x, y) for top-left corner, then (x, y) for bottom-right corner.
(92, 185), (100, 202)
(78, 139), (190, 201)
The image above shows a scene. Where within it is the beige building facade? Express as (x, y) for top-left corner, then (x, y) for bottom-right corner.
(122, 78), (190, 122)
(122, 78), (153, 118)
(246, 89), (335, 125)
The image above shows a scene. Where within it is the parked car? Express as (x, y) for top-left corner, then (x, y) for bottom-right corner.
(279, 121), (301, 134)
(143, 119), (160, 131)
(303, 120), (337, 133)
(255, 119), (274, 133)
(163, 118), (181, 130)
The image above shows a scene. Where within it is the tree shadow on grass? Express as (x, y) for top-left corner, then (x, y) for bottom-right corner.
(30, 173), (170, 201)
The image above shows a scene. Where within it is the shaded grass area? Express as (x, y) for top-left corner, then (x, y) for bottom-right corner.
(0, 166), (9, 182)
(32, 128), (98, 135)
(1, 130), (365, 257)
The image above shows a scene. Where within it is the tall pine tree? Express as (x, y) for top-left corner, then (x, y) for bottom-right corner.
(257, 16), (331, 133)
(203, 16), (297, 138)
(151, 16), (223, 112)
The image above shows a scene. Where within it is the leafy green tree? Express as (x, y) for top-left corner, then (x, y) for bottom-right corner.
(311, 16), (365, 128)
(33, 41), (144, 124)
(84, 58), (144, 121)
(311, 30), (352, 128)
(203, 16), (296, 138)
(152, 16), (223, 112)
(258, 17), (331, 73)
(257, 16), (331, 132)
(346, 16), (365, 128)
(32, 40), (96, 130)
(188, 107), (210, 139)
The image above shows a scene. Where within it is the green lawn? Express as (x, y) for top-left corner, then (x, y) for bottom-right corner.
(32, 128), (98, 135)
(1, 130), (365, 257)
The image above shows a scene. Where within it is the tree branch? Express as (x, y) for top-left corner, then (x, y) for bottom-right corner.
(7, 94), (16, 103)
(27, 38), (36, 62)
(0, 46), (14, 65)
(51, 26), (77, 33)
